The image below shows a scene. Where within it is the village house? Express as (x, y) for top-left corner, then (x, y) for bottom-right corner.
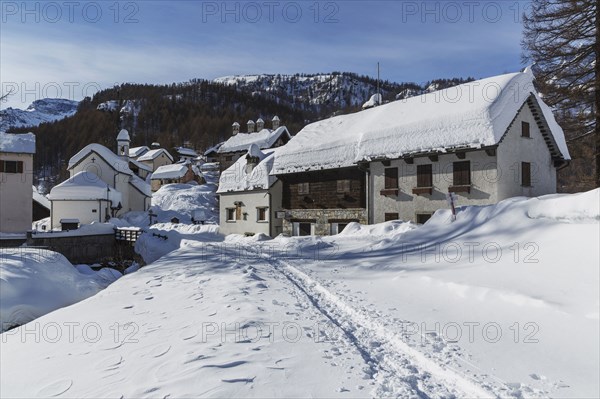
(150, 161), (205, 192)
(218, 144), (283, 237)
(47, 130), (151, 229)
(0, 132), (35, 233)
(129, 145), (150, 159)
(136, 148), (174, 172)
(272, 70), (570, 235)
(217, 116), (291, 172)
(204, 142), (224, 163)
(174, 146), (199, 162)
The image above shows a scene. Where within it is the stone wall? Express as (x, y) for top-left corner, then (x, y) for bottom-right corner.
(282, 209), (367, 236)
(25, 233), (137, 265)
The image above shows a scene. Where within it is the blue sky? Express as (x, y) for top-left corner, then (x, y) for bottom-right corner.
(1, 1), (530, 109)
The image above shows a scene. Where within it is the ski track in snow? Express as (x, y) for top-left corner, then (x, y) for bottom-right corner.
(258, 253), (501, 398)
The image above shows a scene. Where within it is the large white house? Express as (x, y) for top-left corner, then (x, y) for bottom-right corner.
(218, 145), (283, 237)
(48, 130), (151, 229)
(0, 132), (35, 233)
(272, 69), (570, 234)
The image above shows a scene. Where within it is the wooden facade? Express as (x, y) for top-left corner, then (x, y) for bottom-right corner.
(280, 167), (366, 210)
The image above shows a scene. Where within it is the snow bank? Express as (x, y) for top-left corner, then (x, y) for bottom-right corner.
(0, 249), (119, 331)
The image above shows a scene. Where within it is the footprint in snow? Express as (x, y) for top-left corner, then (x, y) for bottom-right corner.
(149, 344), (171, 358)
(123, 305), (134, 309)
(96, 355), (124, 371)
(221, 377), (255, 383)
(37, 379), (73, 397)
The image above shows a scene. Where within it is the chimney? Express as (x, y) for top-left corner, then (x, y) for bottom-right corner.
(232, 121), (240, 135)
(151, 142), (160, 149)
(272, 115), (280, 130)
(247, 120), (255, 133)
(256, 118), (265, 131)
(245, 144), (260, 173)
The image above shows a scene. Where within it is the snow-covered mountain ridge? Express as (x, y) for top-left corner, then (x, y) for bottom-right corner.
(0, 98), (79, 130)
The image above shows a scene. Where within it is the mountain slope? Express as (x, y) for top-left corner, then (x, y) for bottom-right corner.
(0, 99), (79, 131)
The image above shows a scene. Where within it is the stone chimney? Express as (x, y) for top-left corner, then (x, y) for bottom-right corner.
(256, 118), (265, 131)
(232, 121), (240, 135)
(247, 120), (255, 133)
(272, 115), (280, 130)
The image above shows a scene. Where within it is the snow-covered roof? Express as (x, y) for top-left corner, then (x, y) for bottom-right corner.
(117, 129), (130, 141)
(217, 147), (277, 193)
(68, 143), (132, 175)
(272, 115), (280, 121)
(129, 158), (153, 172)
(151, 163), (189, 180)
(137, 148), (174, 162)
(48, 171), (122, 203)
(0, 132), (35, 154)
(129, 174), (152, 197)
(273, 70), (570, 175)
(176, 147), (198, 158)
(32, 186), (50, 210)
(232, 122), (240, 127)
(204, 142), (224, 156)
(129, 146), (149, 158)
(218, 126), (291, 154)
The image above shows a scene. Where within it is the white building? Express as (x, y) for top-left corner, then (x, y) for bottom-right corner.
(218, 145), (283, 237)
(48, 130), (151, 229)
(137, 148), (174, 172)
(0, 132), (35, 233)
(272, 69), (571, 231)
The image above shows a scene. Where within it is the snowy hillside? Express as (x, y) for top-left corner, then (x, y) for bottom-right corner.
(214, 73), (473, 111)
(0, 99), (78, 130)
(1, 190), (598, 398)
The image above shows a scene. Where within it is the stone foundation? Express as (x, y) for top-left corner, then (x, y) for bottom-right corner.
(282, 209), (367, 236)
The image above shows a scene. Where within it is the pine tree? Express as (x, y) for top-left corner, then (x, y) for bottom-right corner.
(522, 0), (598, 189)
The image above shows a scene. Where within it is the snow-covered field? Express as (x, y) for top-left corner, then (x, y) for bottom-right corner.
(1, 190), (598, 398)
(0, 249), (122, 332)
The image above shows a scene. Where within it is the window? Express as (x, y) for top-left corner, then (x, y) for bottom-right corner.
(384, 168), (398, 189)
(417, 164), (432, 187)
(337, 179), (351, 193)
(226, 208), (236, 221)
(257, 207), (268, 222)
(385, 213), (399, 222)
(292, 222), (313, 236)
(522, 162), (531, 187)
(298, 182), (309, 195)
(330, 222), (349, 235)
(453, 161), (471, 186)
(521, 121), (530, 138)
(416, 213), (432, 224)
(0, 160), (24, 174)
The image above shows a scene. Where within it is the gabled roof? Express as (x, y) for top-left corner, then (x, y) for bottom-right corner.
(129, 174), (152, 197)
(0, 132), (35, 154)
(272, 70), (570, 175)
(204, 142), (224, 156)
(176, 147), (198, 158)
(218, 126), (291, 154)
(129, 146), (149, 158)
(151, 163), (189, 180)
(68, 143), (132, 175)
(48, 171), (122, 203)
(129, 158), (153, 172)
(137, 148), (174, 162)
(217, 146), (277, 193)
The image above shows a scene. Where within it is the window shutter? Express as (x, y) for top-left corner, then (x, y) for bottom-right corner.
(17, 161), (23, 173)
(453, 161), (470, 186)
(417, 164), (432, 187)
(384, 168), (398, 189)
(0, 161), (4, 173)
